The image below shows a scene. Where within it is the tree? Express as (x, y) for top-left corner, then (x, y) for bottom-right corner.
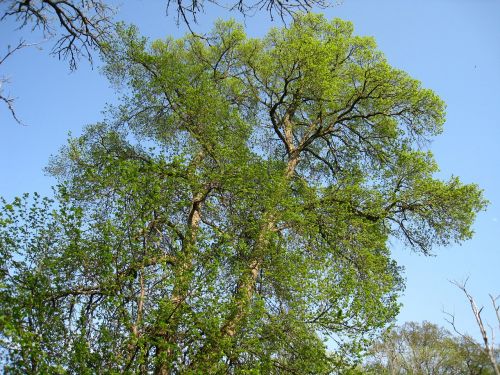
(364, 321), (494, 375)
(0, 15), (486, 373)
(445, 280), (500, 375)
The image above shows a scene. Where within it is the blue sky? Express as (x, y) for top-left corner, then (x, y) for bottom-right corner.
(1, 0), (499, 340)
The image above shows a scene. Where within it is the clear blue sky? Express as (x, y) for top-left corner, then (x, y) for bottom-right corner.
(1, 0), (499, 340)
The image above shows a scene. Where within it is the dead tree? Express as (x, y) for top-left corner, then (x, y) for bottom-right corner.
(445, 279), (500, 375)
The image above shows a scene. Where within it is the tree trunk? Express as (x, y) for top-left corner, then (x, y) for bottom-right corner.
(220, 149), (299, 342)
(154, 190), (206, 374)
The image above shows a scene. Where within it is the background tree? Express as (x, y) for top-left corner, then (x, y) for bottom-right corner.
(0, 15), (486, 373)
(445, 280), (500, 375)
(364, 321), (494, 375)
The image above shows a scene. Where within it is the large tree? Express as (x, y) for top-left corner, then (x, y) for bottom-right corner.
(0, 15), (485, 373)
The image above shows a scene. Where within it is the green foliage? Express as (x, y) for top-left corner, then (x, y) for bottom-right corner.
(0, 15), (486, 373)
(363, 321), (496, 375)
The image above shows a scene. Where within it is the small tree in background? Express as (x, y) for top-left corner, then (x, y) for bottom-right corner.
(364, 321), (494, 375)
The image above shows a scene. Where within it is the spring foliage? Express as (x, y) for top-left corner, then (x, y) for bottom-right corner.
(0, 15), (486, 373)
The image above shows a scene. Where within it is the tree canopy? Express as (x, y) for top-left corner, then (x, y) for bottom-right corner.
(0, 15), (486, 373)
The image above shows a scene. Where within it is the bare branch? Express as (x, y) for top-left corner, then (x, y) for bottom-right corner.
(490, 293), (500, 332)
(0, 39), (33, 124)
(2, 0), (115, 70)
(166, 0), (332, 30)
(0, 91), (22, 124)
(447, 279), (500, 375)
